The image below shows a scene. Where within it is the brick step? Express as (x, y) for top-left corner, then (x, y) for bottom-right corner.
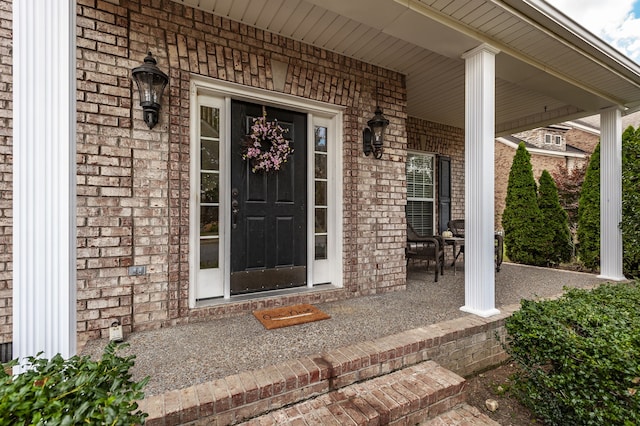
(419, 403), (501, 425)
(239, 360), (466, 425)
(139, 313), (511, 425)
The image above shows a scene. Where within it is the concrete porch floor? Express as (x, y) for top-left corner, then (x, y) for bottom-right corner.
(81, 263), (609, 397)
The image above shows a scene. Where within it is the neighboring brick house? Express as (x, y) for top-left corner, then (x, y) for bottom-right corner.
(4, 0), (640, 361)
(494, 111), (640, 229)
(494, 124), (593, 229)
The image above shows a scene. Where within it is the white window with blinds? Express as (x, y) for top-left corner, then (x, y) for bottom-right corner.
(406, 151), (435, 236)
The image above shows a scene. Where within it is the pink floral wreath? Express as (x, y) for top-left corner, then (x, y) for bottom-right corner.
(242, 114), (293, 173)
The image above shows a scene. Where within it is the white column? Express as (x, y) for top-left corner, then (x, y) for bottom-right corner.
(460, 44), (500, 317)
(13, 0), (77, 362)
(599, 108), (625, 280)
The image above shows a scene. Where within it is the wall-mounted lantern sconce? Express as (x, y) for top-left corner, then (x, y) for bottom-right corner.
(132, 52), (168, 129)
(363, 106), (389, 159)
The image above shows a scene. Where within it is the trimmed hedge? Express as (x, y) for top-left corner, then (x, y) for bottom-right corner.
(0, 342), (148, 425)
(504, 282), (640, 425)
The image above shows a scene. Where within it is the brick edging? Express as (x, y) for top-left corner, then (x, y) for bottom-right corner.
(139, 303), (519, 425)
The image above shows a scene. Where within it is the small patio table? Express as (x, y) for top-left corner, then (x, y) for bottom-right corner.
(443, 234), (505, 274)
(443, 236), (464, 274)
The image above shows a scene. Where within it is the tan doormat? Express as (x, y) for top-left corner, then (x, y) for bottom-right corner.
(253, 304), (331, 329)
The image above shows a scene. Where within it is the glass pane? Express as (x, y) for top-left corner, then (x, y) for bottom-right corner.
(315, 181), (327, 206)
(201, 139), (219, 170)
(407, 182), (415, 198)
(200, 106), (219, 138)
(406, 153), (434, 199)
(315, 208), (327, 233)
(406, 154), (433, 184)
(413, 182), (433, 199)
(200, 238), (219, 269)
(315, 126), (327, 152)
(406, 200), (434, 236)
(315, 153), (327, 179)
(201, 172), (219, 204)
(315, 235), (327, 260)
(200, 206), (219, 236)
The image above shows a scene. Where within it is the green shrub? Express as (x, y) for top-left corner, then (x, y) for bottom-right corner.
(504, 283), (640, 425)
(0, 342), (148, 425)
(502, 142), (550, 265)
(622, 126), (640, 278)
(577, 143), (601, 270)
(538, 170), (572, 265)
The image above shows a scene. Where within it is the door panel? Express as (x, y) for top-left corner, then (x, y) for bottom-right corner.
(276, 217), (295, 265)
(230, 101), (307, 295)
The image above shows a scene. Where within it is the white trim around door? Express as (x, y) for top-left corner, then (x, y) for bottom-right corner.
(189, 77), (344, 308)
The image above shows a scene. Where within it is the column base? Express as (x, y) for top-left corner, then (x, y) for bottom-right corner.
(460, 305), (501, 317)
(596, 273), (627, 281)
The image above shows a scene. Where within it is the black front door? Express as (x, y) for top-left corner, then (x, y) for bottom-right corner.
(230, 100), (307, 295)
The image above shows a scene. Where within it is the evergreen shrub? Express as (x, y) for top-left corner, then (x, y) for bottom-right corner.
(504, 283), (640, 426)
(0, 342), (148, 425)
(538, 170), (572, 264)
(622, 126), (640, 277)
(577, 143), (600, 270)
(502, 142), (550, 265)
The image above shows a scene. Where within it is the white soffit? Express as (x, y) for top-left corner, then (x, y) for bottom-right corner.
(174, 0), (640, 133)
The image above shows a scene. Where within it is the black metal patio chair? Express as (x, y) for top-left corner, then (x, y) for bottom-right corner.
(406, 224), (445, 282)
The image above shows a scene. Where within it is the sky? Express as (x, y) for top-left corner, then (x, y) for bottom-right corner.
(546, 0), (640, 64)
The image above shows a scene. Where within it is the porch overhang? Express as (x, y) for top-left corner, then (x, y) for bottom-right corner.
(12, 0), (640, 362)
(177, 0), (640, 131)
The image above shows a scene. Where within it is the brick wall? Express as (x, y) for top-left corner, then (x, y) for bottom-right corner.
(0, 0), (11, 346)
(406, 117), (465, 230)
(565, 127), (599, 153)
(76, 0), (138, 343)
(72, 0), (409, 342)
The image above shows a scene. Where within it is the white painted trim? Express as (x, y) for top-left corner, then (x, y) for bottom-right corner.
(190, 91), (227, 304)
(189, 76), (344, 304)
(308, 114), (344, 288)
(406, 150), (437, 236)
(523, 0), (640, 78)
(561, 120), (600, 136)
(189, 84), (198, 308)
(223, 97), (232, 299)
(460, 306), (501, 318)
(191, 76), (345, 117)
(461, 43), (501, 59)
(495, 137), (587, 159)
(408, 0), (630, 106)
(13, 0), (77, 362)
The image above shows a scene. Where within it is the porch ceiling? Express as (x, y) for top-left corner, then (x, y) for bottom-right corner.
(177, 0), (640, 134)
